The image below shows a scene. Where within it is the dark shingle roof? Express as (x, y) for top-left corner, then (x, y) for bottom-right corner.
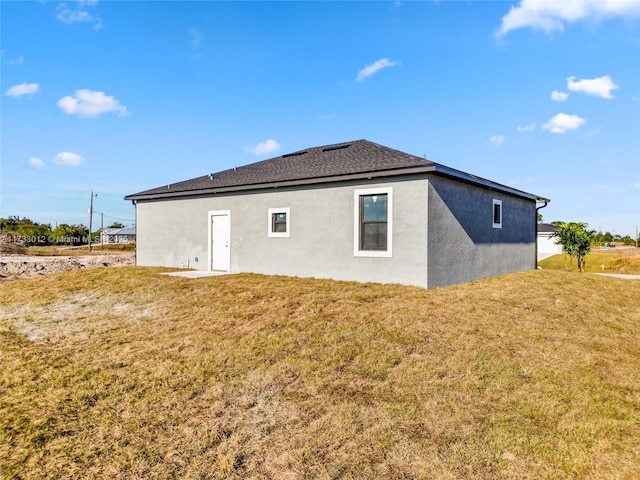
(125, 139), (549, 202)
(125, 140), (433, 200)
(537, 223), (559, 233)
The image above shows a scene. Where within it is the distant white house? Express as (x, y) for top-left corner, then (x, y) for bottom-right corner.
(537, 223), (562, 261)
(100, 225), (136, 244)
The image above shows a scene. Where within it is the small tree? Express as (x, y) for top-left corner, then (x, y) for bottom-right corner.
(108, 221), (125, 229)
(553, 222), (596, 272)
(620, 235), (633, 245)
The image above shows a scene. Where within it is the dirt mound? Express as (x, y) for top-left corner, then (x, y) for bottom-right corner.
(0, 233), (27, 255)
(0, 253), (135, 281)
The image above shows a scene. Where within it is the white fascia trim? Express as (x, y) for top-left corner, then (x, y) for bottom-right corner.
(267, 207), (290, 238)
(353, 186), (393, 258)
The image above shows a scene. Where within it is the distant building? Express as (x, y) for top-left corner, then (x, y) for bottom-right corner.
(100, 225), (136, 244)
(537, 223), (562, 261)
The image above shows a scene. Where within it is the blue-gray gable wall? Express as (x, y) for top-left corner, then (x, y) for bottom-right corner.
(427, 174), (536, 288)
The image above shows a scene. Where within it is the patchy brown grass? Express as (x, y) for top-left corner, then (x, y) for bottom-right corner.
(607, 255), (640, 274)
(1, 268), (639, 479)
(539, 247), (640, 274)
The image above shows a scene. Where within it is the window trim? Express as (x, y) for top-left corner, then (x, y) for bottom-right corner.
(353, 187), (393, 258)
(492, 199), (502, 229)
(268, 207), (290, 237)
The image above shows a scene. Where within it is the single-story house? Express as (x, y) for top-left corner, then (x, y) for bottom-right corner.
(100, 225), (136, 244)
(537, 223), (562, 261)
(125, 140), (549, 288)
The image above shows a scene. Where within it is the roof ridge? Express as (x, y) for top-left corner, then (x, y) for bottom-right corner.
(125, 140), (436, 200)
(213, 139), (367, 175)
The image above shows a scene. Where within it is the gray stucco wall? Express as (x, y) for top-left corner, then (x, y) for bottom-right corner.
(135, 176), (429, 287)
(427, 174), (536, 288)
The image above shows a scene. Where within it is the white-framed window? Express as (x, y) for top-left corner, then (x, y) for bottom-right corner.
(492, 199), (502, 229)
(354, 187), (393, 258)
(268, 207), (290, 237)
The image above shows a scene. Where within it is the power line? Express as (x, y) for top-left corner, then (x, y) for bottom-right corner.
(91, 211), (135, 222)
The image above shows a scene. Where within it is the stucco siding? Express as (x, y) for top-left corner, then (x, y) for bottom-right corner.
(135, 177), (429, 287)
(135, 200), (206, 269)
(427, 175), (536, 288)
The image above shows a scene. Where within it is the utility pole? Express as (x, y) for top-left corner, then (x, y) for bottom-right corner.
(101, 212), (104, 248)
(88, 191), (97, 252)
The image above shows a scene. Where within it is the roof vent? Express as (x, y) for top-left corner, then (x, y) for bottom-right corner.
(282, 151), (308, 158)
(209, 173), (215, 180)
(322, 144), (351, 152)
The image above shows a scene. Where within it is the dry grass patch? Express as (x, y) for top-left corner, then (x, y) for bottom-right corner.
(1, 268), (639, 479)
(607, 255), (640, 274)
(539, 247), (640, 274)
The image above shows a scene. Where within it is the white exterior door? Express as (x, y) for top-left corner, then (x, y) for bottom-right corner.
(210, 211), (230, 271)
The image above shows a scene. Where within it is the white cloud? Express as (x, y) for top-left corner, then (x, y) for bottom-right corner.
(28, 157), (45, 169)
(245, 139), (281, 156)
(633, 96), (640, 102)
(551, 90), (569, 102)
(318, 114), (336, 120)
(633, 182), (640, 189)
(356, 58), (399, 83)
(190, 28), (203, 47)
(56, 1), (102, 30)
(53, 152), (85, 166)
(496, 0), (640, 37)
(57, 89), (129, 118)
(490, 135), (505, 145)
(517, 123), (536, 132)
(567, 75), (619, 99)
(57, 7), (92, 24)
(5, 82), (40, 98)
(542, 113), (586, 133)
(9, 55), (24, 66)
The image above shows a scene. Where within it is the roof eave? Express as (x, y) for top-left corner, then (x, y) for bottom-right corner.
(125, 164), (549, 203)
(124, 165), (437, 201)
(432, 164), (549, 202)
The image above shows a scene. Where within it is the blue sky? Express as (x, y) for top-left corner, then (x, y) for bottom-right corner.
(2, 0), (639, 235)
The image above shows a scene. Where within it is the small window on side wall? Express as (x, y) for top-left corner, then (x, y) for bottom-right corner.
(492, 199), (502, 229)
(268, 207), (290, 237)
